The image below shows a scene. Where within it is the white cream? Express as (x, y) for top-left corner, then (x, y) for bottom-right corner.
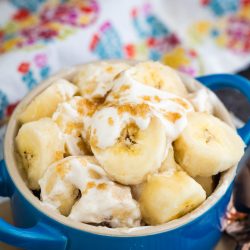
(39, 157), (141, 228)
(90, 106), (151, 149)
(75, 62), (129, 99)
(188, 88), (215, 114)
(52, 96), (91, 155)
(54, 79), (78, 99)
(90, 68), (193, 149)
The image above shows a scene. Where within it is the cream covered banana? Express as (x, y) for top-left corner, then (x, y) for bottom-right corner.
(89, 66), (193, 185)
(73, 61), (130, 101)
(39, 156), (141, 227)
(16, 118), (65, 190)
(19, 79), (78, 123)
(52, 96), (97, 156)
(139, 171), (206, 225)
(174, 112), (245, 177)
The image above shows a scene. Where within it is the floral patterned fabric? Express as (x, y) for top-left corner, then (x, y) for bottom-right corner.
(0, 0), (250, 149)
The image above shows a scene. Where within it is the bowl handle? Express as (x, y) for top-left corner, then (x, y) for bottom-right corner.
(196, 74), (250, 146)
(0, 160), (67, 249)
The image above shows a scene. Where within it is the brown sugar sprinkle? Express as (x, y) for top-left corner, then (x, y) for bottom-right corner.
(142, 96), (151, 101)
(106, 66), (113, 72)
(108, 117), (114, 126)
(54, 151), (64, 161)
(56, 163), (69, 178)
(83, 182), (96, 194)
(76, 98), (97, 116)
(87, 182), (96, 189)
(65, 122), (83, 134)
(97, 183), (108, 190)
(170, 98), (189, 109)
(117, 103), (150, 118)
(154, 95), (161, 102)
(77, 140), (85, 151)
(164, 112), (182, 122)
(89, 169), (102, 179)
(119, 84), (130, 92)
(114, 72), (122, 80)
(111, 92), (120, 100)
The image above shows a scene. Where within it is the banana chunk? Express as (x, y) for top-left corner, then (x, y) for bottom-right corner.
(91, 115), (167, 185)
(174, 112), (245, 177)
(128, 61), (188, 96)
(16, 118), (65, 190)
(40, 156), (141, 227)
(159, 146), (180, 173)
(52, 96), (97, 156)
(19, 79), (78, 123)
(139, 171), (206, 225)
(132, 146), (180, 200)
(73, 62), (130, 101)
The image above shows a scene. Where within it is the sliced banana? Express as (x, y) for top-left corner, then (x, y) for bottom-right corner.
(16, 118), (65, 190)
(91, 115), (167, 185)
(132, 146), (180, 200)
(194, 176), (215, 196)
(40, 156), (141, 227)
(128, 61), (188, 96)
(139, 171), (206, 225)
(19, 79), (78, 123)
(174, 112), (245, 177)
(52, 96), (97, 156)
(159, 146), (180, 173)
(73, 62), (130, 101)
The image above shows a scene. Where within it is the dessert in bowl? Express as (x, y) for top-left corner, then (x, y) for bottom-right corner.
(0, 60), (249, 250)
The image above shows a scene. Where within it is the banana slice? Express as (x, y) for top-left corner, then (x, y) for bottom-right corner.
(52, 96), (97, 156)
(174, 112), (245, 177)
(159, 146), (180, 173)
(139, 171), (206, 225)
(73, 62), (130, 101)
(194, 176), (215, 196)
(132, 146), (180, 200)
(128, 61), (188, 96)
(19, 79), (78, 123)
(40, 156), (141, 227)
(90, 113), (167, 185)
(16, 118), (65, 190)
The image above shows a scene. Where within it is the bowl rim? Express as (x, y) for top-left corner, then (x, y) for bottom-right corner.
(4, 60), (237, 237)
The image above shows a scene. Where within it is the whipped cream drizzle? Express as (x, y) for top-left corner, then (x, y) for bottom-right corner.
(90, 68), (193, 149)
(40, 157), (141, 227)
(74, 62), (129, 100)
(54, 79), (78, 99)
(188, 88), (215, 114)
(52, 96), (97, 155)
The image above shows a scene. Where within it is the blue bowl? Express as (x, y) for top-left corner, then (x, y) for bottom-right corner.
(0, 64), (250, 250)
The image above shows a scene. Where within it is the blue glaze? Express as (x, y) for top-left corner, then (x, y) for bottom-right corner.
(0, 74), (250, 250)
